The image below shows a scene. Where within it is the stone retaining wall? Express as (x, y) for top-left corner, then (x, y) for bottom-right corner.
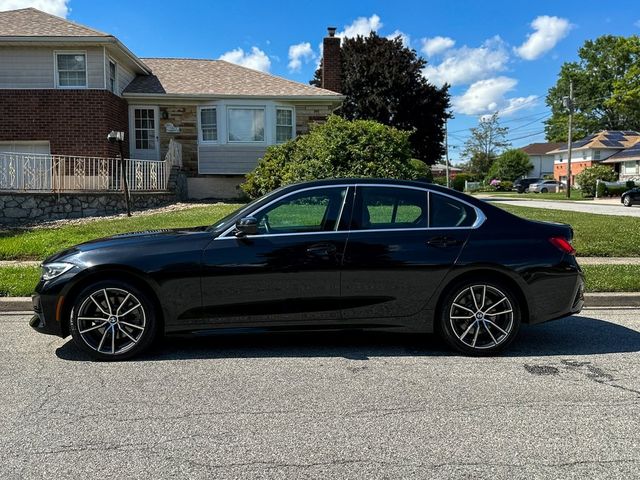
(1, 191), (176, 227)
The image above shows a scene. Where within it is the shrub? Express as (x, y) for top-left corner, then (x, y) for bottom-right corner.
(452, 173), (472, 192)
(432, 175), (447, 186)
(499, 181), (514, 191)
(486, 149), (533, 182)
(409, 159), (433, 182)
(575, 164), (618, 197)
(242, 115), (419, 198)
(596, 181), (607, 198)
(626, 180), (636, 189)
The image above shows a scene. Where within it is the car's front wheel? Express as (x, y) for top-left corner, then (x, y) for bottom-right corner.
(541, 187), (548, 193)
(623, 195), (633, 207)
(439, 280), (521, 355)
(69, 280), (158, 360)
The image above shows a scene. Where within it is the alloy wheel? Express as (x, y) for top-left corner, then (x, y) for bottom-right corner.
(76, 288), (146, 355)
(448, 284), (514, 350)
(624, 196), (631, 206)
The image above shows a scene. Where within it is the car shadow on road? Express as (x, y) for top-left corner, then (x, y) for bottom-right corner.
(55, 315), (640, 362)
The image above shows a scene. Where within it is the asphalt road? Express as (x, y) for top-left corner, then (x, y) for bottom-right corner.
(1, 309), (639, 479)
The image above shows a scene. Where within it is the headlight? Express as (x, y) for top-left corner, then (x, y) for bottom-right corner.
(41, 262), (75, 281)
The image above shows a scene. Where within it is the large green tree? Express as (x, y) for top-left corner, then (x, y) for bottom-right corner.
(545, 35), (640, 141)
(461, 113), (510, 178)
(487, 149), (532, 181)
(311, 33), (451, 164)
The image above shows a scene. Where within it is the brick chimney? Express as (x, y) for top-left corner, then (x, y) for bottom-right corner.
(321, 27), (341, 92)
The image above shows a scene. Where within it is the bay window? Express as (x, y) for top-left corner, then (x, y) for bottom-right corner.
(276, 108), (294, 143)
(200, 107), (218, 142)
(228, 108), (265, 142)
(56, 52), (87, 88)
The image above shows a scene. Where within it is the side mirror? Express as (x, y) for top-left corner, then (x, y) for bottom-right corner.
(235, 216), (259, 237)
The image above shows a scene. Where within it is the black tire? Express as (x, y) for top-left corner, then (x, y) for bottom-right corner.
(438, 279), (521, 355)
(541, 188), (548, 193)
(69, 280), (159, 361)
(623, 195), (633, 207)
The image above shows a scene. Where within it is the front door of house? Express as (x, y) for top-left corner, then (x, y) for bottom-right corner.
(129, 106), (160, 160)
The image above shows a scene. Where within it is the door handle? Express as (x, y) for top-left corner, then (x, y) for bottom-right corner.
(306, 243), (337, 257)
(427, 236), (462, 248)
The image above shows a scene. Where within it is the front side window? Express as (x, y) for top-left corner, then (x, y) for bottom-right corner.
(108, 60), (117, 93)
(253, 187), (347, 234)
(276, 108), (294, 143)
(593, 150), (601, 160)
(56, 53), (87, 87)
(200, 108), (218, 142)
(430, 192), (476, 228)
(228, 108), (265, 142)
(358, 187), (428, 230)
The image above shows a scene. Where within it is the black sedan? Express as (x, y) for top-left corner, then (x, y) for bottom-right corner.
(31, 179), (584, 360)
(621, 187), (640, 207)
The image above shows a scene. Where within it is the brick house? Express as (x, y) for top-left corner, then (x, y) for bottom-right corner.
(547, 131), (640, 184)
(0, 8), (343, 199)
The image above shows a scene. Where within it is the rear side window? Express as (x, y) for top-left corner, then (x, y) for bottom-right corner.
(359, 187), (428, 229)
(429, 192), (477, 228)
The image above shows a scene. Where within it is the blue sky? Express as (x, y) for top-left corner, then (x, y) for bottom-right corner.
(2, 0), (640, 162)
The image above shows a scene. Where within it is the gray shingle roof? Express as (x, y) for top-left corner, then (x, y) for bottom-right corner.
(0, 7), (109, 37)
(124, 58), (342, 98)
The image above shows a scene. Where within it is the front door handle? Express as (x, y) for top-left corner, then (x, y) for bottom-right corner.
(427, 236), (462, 248)
(306, 243), (337, 258)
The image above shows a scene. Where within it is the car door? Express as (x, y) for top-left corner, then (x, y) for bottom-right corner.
(199, 186), (351, 327)
(341, 186), (477, 321)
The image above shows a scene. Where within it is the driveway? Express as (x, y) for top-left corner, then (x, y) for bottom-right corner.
(483, 197), (640, 217)
(1, 309), (639, 479)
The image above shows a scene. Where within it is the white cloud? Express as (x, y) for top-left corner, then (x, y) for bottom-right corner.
(452, 76), (537, 116)
(287, 41), (315, 72)
(0, 0), (69, 16)
(338, 14), (382, 38)
(422, 36), (509, 87)
(421, 36), (455, 57)
(219, 46), (271, 73)
(386, 30), (410, 47)
(515, 15), (571, 60)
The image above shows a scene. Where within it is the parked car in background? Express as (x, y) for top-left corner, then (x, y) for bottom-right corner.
(31, 179), (584, 360)
(513, 177), (542, 194)
(621, 187), (640, 207)
(529, 180), (562, 193)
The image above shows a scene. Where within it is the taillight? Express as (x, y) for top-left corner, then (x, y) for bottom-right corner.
(549, 237), (576, 255)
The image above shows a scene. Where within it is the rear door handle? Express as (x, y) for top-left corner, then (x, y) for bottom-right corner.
(306, 243), (337, 257)
(427, 236), (462, 248)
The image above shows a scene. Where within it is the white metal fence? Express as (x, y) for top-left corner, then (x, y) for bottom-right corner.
(0, 152), (170, 192)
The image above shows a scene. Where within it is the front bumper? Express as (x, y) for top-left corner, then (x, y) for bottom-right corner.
(30, 293), (65, 337)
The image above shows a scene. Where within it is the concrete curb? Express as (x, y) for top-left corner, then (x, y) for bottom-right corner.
(3, 293), (640, 313)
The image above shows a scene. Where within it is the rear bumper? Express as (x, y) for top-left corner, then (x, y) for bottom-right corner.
(527, 268), (585, 325)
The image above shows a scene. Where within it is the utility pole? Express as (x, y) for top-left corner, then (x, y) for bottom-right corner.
(563, 79), (574, 199)
(444, 119), (450, 188)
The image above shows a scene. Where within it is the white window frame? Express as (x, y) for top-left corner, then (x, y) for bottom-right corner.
(275, 107), (295, 144)
(227, 106), (266, 144)
(108, 57), (118, 94)
(54, 50), (88, 89)
(198, 106), (219, 144)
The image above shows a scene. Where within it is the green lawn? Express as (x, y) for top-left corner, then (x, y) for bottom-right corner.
(1, 264), (637, 297)
(0, 203), (242, 261)
(497, 204), (640, 257)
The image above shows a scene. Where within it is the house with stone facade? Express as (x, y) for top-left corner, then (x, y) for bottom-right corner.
(0, 7), (343, 200)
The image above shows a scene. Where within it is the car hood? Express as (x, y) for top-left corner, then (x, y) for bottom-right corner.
(44, 226), (211, 264)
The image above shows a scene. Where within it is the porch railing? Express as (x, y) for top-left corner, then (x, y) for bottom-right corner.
(0, 152), (171, 192)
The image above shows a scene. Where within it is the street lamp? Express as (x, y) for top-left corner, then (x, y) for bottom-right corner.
(107, 130), (131, 217)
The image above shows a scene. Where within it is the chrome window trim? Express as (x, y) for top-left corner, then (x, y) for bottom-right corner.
(215, 183), (486, 240)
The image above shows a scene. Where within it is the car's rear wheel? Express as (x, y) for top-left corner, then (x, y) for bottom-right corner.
(439, 280), (521, 355)
(623, 195), (633, 207)
(69, 280), (158, 360)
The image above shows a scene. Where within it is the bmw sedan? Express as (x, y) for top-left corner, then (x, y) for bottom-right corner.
(31, 179), (584, 360)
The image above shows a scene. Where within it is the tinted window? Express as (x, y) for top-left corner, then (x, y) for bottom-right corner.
(253, 187), (347, 234)
(429, 192), (477, 228)
(359, 187), (428, 229)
